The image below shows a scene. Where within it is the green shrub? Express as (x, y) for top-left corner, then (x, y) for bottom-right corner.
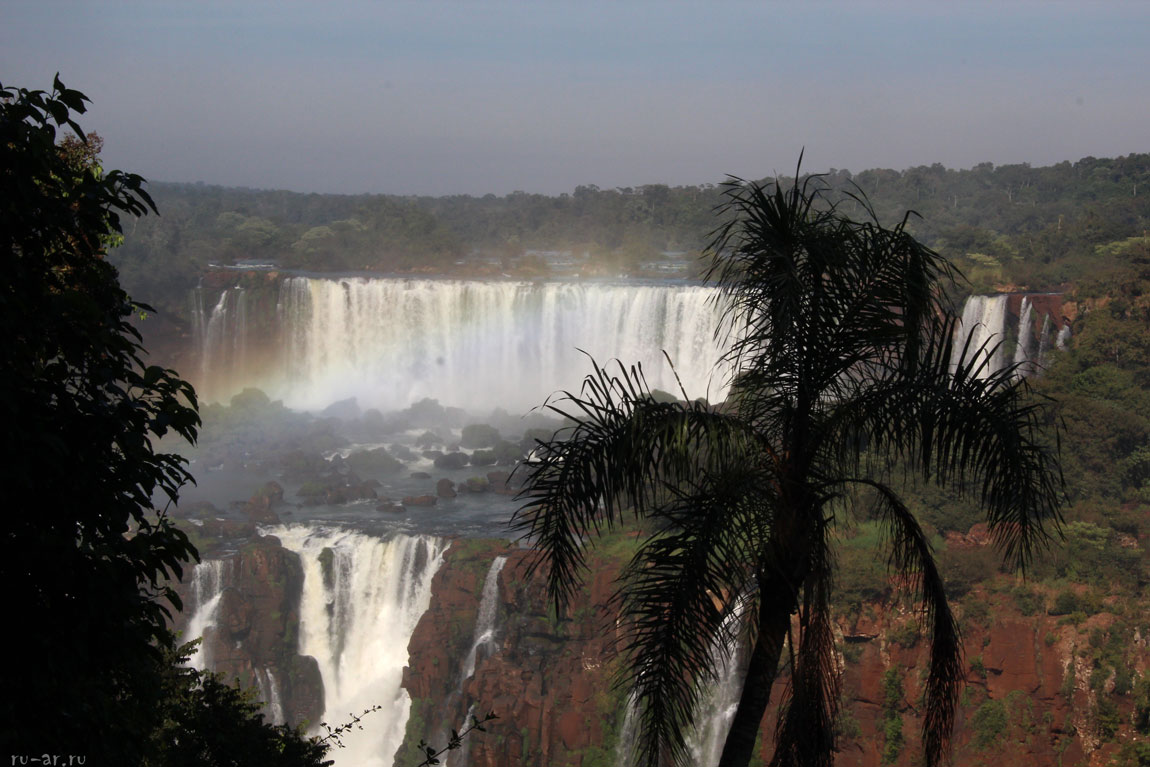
(1113, 741), (1150, 767)
(961, 595), (991, 626)
(970, 699), (1007, 749)
(1048, 589), (1080, 616)
(1093, 696), (1121, 740)
(1115, 665), (1135, 696)
(1011, 585), (1043, 616)
(1134, 676), (1150, 733)
(889, 621), (920, 649)
(880, 670), (903, 765)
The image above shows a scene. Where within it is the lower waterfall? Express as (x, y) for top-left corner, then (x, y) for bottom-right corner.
(269, 525), (449, 767)
(184, 558), (232, 669)
(687, 650), (745, 767)
(687, 622), (747, 767)
(613, 694), (639, 767)
(459, 555), (508, 688)
(255, 667), (286, 725)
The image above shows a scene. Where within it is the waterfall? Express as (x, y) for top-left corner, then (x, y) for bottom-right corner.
(458, 555), (508, 688)
(1056, 324), (1072, 350)
(196, 285), (250, 400)
(951, 294), (1010, 378)
(255, 667), (286, 725)
(613, 611), (745, 767)
(952, 294), (1067, 379)
(613, 693), (639, 767)
(686, 604), (748, 767)
(184, 558), (232, 669)
(687, 645), (746, 767)
(447, 702), (478, 767)
(269, 525), (449, 767)
(195, 277), (730, 411)
(1012, 296), (1035, 375)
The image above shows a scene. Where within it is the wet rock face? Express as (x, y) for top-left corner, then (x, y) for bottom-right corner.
(401, 544), (1140, 767)
(173, 537), (324, 727)
(176, 522), (1136, 767)
(400, 543), (626, 767)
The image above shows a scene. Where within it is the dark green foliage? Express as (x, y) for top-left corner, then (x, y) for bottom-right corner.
(0, 76), (203, 760)
(1092, 696), (1122, 740)
(889, 622), (921, 649)
(880, 670), (905, 764)
(1115, 741), (1150, 767)
(514, 172), (1063, 767)
(111, 152), (1150, 331)
(1011, 584), (1043, 616)
(1048, 590), (1081, 616)
(1134, 677), (1150, 734)
(145, 643), (329, 767)
(0, 78), (332, 767)
(969, 699), (1007, 750)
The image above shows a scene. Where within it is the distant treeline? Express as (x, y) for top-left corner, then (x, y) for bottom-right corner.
(112, 153), (1150, 320)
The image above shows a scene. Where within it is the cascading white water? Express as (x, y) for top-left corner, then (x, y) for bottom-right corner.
(688, 655), (745, 767)
(255, 667), (286, 725)
(458, 555), (508, 688)
(448, 702), (478, 767)
(196, 285), (249, 395)
(613, 693), (639, 767)
(951, 294), (1010, 378)
(184, 558), (233, 669)
(1056, 324), (1072, 350)
(196, 277), (730, 411)
(269, 525), (449, 767)
(613, 612), (746, 767)
(1013, 296), (1035, 374)
(1037, 314), (1055, 363)
(687, 608), (747, 767)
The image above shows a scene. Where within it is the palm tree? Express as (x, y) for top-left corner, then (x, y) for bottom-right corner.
(512, 172), (1064, 767)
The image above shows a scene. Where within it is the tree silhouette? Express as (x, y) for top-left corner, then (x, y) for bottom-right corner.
(513, 171), (1063, 767)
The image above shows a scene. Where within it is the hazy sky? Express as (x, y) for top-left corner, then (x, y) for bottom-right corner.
(3, 1), (1148, 196)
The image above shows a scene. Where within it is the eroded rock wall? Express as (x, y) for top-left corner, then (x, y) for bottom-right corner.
(173, 535), (324, 727)
(401, 544), (1147, 767)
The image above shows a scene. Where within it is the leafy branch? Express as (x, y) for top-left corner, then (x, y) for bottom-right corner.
(415, 711), (498, 766)
(316, 705), (383, 750)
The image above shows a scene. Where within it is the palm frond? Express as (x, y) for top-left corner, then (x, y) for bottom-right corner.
(516, 166), (1063, 767)
(847, 314), (1064, 570)
(620, 469), (773, 767)
(511, 357), (761, 611)
(770, 521), (838, 767)
(847, 479), (964, 767)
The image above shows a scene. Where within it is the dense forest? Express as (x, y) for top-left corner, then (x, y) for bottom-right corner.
(97, 147), (1150, 764)
(112, 154), (1150, 321)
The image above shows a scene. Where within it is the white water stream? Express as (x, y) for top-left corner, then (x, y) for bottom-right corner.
(458, 555), (508, 688)
(268, 525), (449, 767)
(196, 277), (730, 410)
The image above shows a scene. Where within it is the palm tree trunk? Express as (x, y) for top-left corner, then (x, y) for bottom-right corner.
(716, 590), (793, 767)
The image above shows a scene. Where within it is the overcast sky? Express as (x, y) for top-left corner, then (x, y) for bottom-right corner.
(3, 1), (1148, 196)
